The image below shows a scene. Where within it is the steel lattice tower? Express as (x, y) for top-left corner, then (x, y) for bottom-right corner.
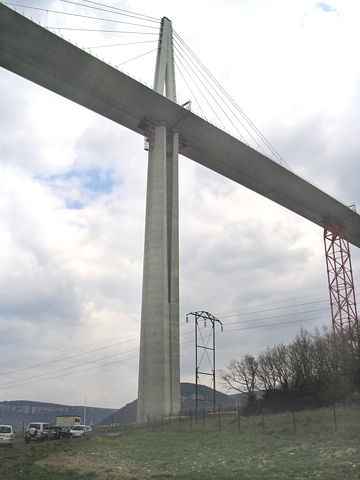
(324, 220), (358, 335)
(186, 311), (223, 416)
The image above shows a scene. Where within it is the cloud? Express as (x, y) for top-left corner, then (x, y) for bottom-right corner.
(316, 2), (338, 14)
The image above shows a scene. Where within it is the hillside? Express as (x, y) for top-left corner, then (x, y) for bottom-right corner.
(0, 400), (117, 432)
(98, 383), (246, 425)
(0, 384), (245, 430)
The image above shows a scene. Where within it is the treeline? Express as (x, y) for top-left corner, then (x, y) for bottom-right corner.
(219, 327), (360, 412)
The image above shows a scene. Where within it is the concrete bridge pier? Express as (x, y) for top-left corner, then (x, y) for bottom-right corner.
(137, 124), (180, 423)
(137, 17), (181, 424)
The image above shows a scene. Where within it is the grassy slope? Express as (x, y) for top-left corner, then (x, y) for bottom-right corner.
(1, 405), (359, 480)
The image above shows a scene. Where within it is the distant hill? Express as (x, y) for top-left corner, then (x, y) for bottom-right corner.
(180, 382), (245, 411)
(0, 385), (247, 431)
(0, 400), (117, 432)
(98, 383), (246, 425)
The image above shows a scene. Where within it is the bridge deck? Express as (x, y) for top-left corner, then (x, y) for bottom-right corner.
(1, 4), (359, 247)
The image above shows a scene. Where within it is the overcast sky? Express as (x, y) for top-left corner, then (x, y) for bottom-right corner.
(0, 0), (359, 410)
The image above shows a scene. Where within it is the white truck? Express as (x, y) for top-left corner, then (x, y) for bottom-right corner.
(55, 415), (82, 429)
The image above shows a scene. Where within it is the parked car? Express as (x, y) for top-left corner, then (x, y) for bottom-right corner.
(24, 422), (57, 443)
(0, 425), (14, 447)
(69, 425), (92, 438)
(52, 426), (72, 439)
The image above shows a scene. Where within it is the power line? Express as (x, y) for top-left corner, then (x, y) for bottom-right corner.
(0, 288), (344, 385)
(1, 327), (187, 387)
(0, 345), (140, 389)
(5, 296), (333, 383)
(0, 332), (139, 370)
(221, 315), (329, 335)
(0, 351), (140, 390)
(1, 332), (197, 390)
(220, 307), (329, 327)
(214, 289), (360, 318)
(0, 335), (139, 377)
(217, 299), (330, 319)
(213, 291), (330, 316)
(2, 311), (332, 391)
(180, 315), (331, 350)
(2, 301), (327, 375)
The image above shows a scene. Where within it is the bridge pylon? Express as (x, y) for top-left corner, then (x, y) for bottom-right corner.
(137, 17), (181, 423)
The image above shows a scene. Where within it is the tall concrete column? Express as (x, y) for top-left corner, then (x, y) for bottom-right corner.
(167, 131), (181, 417)
(137, 17), (180, 423)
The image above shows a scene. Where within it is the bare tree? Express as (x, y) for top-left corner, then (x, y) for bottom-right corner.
(257, 348), (278, 391)
(272, 343), (292, 390)
(219, 355), (259, 399)
(288, 329), (314, 389)
(220, 326), (360, 412)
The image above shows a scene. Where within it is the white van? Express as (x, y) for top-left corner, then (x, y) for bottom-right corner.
(0, 425), (14, 447)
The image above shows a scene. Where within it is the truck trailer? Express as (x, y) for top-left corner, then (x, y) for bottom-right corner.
(55, 415), (81, 429)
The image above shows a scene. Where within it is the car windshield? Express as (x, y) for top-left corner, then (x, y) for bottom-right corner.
(29, 424), (41, 429)
(0, 426), (11, 433)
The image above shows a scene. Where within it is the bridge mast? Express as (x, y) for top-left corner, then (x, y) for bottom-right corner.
(137, 17), (181, 423)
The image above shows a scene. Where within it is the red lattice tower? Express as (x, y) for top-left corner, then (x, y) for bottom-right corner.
(324, 220), (358, 335)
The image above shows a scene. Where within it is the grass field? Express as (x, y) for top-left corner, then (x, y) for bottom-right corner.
(1, 405), (360, 479)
